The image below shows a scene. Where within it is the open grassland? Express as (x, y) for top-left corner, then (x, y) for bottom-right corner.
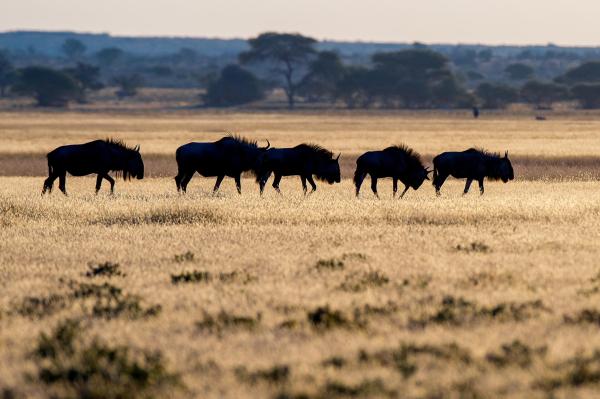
(2, 111), (600, 179)
(2, 112), (600, 398)
(2, 176), (600, 398)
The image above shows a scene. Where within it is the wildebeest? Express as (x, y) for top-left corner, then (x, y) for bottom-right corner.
(257, 144), (341, 195)
(174, 135), (270, 194)
(42, 139), (144, 195)
(354, 145), (431, 198)
(432, 148), (514, 196)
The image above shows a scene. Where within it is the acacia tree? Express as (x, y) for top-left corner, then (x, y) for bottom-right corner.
(520, 80), (567, 109)
(63, 63), (103, 102)
(13, 66), (79, 107)
(298, 51), (346, 103)
(95, 47), (124, 67)
(571, 84), (600, 109)
(204, 64), (264, 107)
(239, 32), (317, 109)
(62, 38), (86, 61)
(557, 61), (600, 84)
(476, 82), (519, 109)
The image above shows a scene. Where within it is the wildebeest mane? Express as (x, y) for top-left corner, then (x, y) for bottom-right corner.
(383, 144), (425, 171)
(217, 134), (258, 148)
(295, 143), (334, 161)
(104, 138), (138, 153)
(104, 138), (138, 180)
(465, 148), (505, 180)
(465, 147), (501, 159)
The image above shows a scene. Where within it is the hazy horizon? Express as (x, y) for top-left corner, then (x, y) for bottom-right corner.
(2, 0), (600, 47)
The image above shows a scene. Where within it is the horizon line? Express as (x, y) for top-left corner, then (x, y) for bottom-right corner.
(3, 28), (600, 49)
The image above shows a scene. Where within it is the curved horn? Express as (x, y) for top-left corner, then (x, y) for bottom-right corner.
(134, 145), (140, 152)
(336, 153), (341, 161)
(263, 139), (270, 150)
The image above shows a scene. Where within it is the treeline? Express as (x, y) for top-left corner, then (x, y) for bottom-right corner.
(4, 32), (600, 109)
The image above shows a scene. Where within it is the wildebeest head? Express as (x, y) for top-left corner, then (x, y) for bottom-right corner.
(409, 166), (432, 190)
(126, 145), (144, 180)
(498, 151), (514, 183)
(320, 153), (341, 184)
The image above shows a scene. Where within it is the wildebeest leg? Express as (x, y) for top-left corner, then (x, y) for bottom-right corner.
(42, 174), (58, 195)
(306, 175), (317, 194)
(272, 174), (282, 194)
(58, 172), (67, 196)
(104, 174), (115, 194)
(478, 179), (484, 195)
(180, 173), (193, 193)
(213, 175), (224, 194)
(259, 171), (271, 196)
(234, 174), (242, 194)
(95, 174), (103, 194)
(370, 175), (379, 199)
(463, 179), (473, 195)
(354, 172), (366, 197)
(392, 178), (398, 197)
(174, 174), (182, 192)
(433, 173), (448, 196)
(399, 185), (410, 199)
(301, 176), (308, 195)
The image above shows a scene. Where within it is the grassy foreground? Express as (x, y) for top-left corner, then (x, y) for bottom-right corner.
(2, 176), (600, 398)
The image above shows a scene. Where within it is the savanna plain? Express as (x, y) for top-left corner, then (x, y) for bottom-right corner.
(2, 110), (600, 398)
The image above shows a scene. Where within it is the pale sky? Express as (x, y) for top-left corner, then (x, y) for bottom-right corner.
(2, 0), (600, 46)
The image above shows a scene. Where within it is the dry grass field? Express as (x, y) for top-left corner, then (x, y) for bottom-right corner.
(2, 111), (600, 398)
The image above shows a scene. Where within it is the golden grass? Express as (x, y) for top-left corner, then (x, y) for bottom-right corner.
(2, 111), (600, 398)
(2, 110), (600, 156)
(2, 176), (600, 398)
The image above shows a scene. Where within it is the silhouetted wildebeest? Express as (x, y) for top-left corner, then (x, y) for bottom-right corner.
(432, 148), (514, 196)
(354, 145), (431, 198)
(174, 135), (270, 194)
(257, 144), (341, 195)
(42, 139), (144, 195)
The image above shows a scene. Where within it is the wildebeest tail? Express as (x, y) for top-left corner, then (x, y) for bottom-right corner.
(353, 158), (365, 188)
(46, 154), (53, 177)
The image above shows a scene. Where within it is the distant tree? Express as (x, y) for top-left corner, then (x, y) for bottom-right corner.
(64, 63), (103, 102)
(175, 47), (198, 64)
(239, 32), (317, 109)
(505, 63), (534, 80)
(95, 47), (124, 67)
(62, 38), (86, 60)
(558, 61), (600, 84)
(571, 83), (600, 109)
(203, 64), (264, 107)
(477, 49), (493, 63)
(298, 51), (345, 103)
(112, 74), (143, 99)
(476, 82), (519, 109)
(370, 49), (454, 108)
(450, 48), (478, 68)
(432, 76), (472, 107)
(335, 66), (378, 109)
(0, 51), (15, 96)
(12, 66), (79, 106)
(520, 80), (568, 109)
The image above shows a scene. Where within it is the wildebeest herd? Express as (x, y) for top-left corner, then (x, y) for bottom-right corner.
(42, 136), (514, 197)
